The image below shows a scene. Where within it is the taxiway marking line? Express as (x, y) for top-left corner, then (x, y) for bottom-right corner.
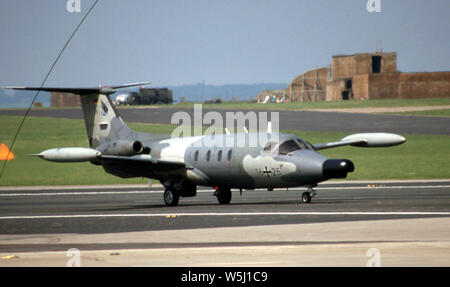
(317, 185), (450, 190)
(0, 191), (152, 196)
(1, 212), (450, 220)
(0, 185), (449, 197)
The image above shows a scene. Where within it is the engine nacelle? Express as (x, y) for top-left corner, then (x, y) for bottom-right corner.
(97, 140), (144, 156)
(36, 147), (101, 162)
(186, 168), (209, 185)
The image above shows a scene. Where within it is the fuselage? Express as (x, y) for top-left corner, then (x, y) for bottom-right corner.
(146, 132), (339, 189)
(5, 84), (402, 206)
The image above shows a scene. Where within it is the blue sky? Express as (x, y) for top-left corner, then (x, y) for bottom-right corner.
(0, 0), (448, 87)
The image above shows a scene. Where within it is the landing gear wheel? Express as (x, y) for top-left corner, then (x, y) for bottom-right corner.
(215, 188), (232, 204)
(164, 189), (179, 206)
(301, 192), (311, 204)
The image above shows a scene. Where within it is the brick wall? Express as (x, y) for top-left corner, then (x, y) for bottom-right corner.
(368, 72), (450, 99)
(332, 52), (397, 79)
(352, 74), (370, 100)
(287, 52), (447, 102)
(51, 92), (80, 107)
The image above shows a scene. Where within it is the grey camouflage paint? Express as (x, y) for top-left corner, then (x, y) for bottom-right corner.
(80, 93), (331, 189)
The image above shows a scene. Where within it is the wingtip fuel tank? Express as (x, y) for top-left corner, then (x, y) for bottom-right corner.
(35, 147), (101, 162)
(341, 133), (406, 147)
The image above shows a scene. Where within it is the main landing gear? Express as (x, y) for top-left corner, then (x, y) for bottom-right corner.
(163, 188), (179, 207)
(301, 185), (317, 204)
(163, 179), (196, 207)
(213, 187), (232, 205)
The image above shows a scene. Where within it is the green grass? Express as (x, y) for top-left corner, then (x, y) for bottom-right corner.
(0, 116), (173, 186)
(290, 131), (450, 180)
(0, 115), (449, 186)
(4, 97), (448, 112)
(140, 97), (450, 111)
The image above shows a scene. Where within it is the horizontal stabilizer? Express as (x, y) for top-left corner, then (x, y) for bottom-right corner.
(3, 82), (151, 95)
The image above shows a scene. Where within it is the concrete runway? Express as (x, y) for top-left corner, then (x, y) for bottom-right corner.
(1, 107), (450, 135)
(1, 107), (450, 266)
(1, 181), (450, 266)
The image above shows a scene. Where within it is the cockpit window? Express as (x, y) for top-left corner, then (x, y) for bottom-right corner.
(278, 140), (302, 155)
(296, 138), (311, 150)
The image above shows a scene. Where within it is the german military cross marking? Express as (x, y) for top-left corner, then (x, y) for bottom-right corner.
(263, 166), (271, 178)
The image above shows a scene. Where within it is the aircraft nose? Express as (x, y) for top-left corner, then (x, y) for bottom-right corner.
(322, 159), (355, 178)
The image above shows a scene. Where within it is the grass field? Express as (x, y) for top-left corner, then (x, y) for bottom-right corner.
(0, 115), (449, 186)
(143, 97), (450, 111)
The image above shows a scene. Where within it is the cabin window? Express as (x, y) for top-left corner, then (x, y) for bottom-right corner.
(218, 150), (222, 161)
(206, 150), (211, 161)
(194, 150), (199, 161)
(227, 149), (232, 161)
(278, 140), (302, 155)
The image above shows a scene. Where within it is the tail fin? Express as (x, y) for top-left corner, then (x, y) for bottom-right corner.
(4, 82), (150, 148)
(80, 92), (133, 148)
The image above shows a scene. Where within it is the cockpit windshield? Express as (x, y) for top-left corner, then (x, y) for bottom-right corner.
(278, 140), (302, 155)
(296, 138), (312, 150)
(263, 137), (312, 154)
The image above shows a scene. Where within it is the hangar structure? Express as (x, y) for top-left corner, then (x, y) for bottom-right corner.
(286, 52), (450, 102)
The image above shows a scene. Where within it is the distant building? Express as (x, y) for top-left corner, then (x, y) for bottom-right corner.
(51, 87), (173, 107)
(286, 52), (450, 102)
(286, 67), (329, 102)
(51, 92), (80, 107)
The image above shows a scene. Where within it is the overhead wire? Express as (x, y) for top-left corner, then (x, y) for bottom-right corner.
(0, 0), (101, 180)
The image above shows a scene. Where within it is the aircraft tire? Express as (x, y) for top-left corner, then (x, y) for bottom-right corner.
(217, 188), (232, 204)
(164, 188), (179, 206)
(301, 192), (311, 204)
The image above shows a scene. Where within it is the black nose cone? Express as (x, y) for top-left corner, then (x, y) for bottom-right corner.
(323, 159), (355, 178)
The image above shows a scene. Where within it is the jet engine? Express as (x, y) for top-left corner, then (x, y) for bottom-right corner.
(97, 140), (144, 156)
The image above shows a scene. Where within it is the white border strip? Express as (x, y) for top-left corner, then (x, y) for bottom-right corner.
(0, 191), (153, 196)
(0, 185), (449, 197)
(1, 212), (450, 220)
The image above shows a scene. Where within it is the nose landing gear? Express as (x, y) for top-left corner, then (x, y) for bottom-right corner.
(301, 185), (317, 204)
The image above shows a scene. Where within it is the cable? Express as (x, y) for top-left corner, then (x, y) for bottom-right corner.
(0, 0), (101, 180)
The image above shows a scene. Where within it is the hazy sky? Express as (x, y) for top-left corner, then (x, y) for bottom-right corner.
(0, 0), (449, 87)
